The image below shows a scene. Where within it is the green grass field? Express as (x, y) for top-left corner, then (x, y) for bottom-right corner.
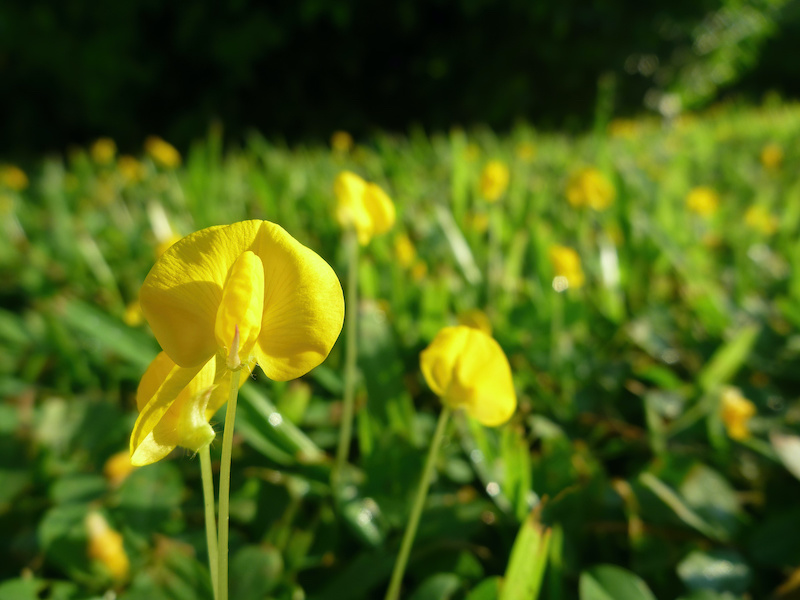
(2, 100), (800, 600)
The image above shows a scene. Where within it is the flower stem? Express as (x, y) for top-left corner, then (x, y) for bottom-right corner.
(218, 369), (242, 600)
(334, 231), (360, 484)
(385, 406), (451, 600)
(199, 444), (219, 600)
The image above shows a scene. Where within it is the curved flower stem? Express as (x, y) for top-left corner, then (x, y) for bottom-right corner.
(218, 368), (242, 600)
(385, 406), (451, 600)
(199, 444), (219, 600)
(334, 231), (360, 483)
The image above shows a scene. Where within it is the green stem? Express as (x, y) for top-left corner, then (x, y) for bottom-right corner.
(334, 231), (360, 483)
(385, 407), (451, 600)
(199, 444), (219, 600)
(218, 369), (242, 600)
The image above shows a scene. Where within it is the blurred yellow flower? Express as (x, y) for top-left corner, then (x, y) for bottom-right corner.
(117, 155), (146, 184)
(394, 233), (416, 268)
(466, 211), (490, 233)
(457, 308), (492, 335)
(103, 450), (137, 486)
(745, 205), (778, 235)
(686, 186), (719, 217)
(123, 300), (144, 327)
(411, 261), (428, 281)
(608, 118), (640, 139)
(566, 167), (615, 211)
(86, 512), (130, 582)
(331, 130), (354, 153)
(420, 326), (516, 426)
(515, 141), (536, 162)
(720, 387), (756, 441)
(131, 220), (344, 465)
(760, 143), (783, 171)
(479, 160), (510, 202)
(145, 136), (181, 169)
(91, 137), (117, 165)
(334, 171), (395, 245)
(549, 245), (585, 290)
(0, 165), (29, 191)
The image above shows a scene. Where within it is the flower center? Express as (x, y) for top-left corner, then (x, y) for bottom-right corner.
(215, 250), (265, 369)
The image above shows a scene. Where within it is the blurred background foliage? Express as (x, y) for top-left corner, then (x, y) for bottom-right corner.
(1, 0), (799, 154)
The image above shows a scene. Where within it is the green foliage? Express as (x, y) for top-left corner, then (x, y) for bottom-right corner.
(2, 100), (800, 599)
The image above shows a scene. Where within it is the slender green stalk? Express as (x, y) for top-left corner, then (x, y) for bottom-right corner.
(334, 231), (360, 482)
(385, 407), (451, 600)
(217, 369), (242, 600)
(199, 444), (219, 600)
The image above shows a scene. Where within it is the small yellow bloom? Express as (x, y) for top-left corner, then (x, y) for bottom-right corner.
(132, 220), (344, 465)
(86, 512), (130, 582)
(0, 165), (29, 191)
(566, 167), (615, 211)
(745, 205), (778, 235)
(457, 308), (492, 336)
(760, 143), (783, 171)
(466, 211), (490, 233)
(334, 171), (395, 245)
(123, 300), (144, 327)
(91, 138), (117, 165)
(720, 387), (756, 441)
(145, 136), (181, 169)
(479, 160), (510, 202)
(420, 326), (516, 426)
(549, 245), (585, 290)
(118, 155), (146, 184)
(608, 118), (639, 139)
(411, 261), (428, 281)
(331, 130), (354, 153)
(394, 233), (417, 268)
(686, 186), (719, 217)
(103, 450), (137, 486)
(515, 142), (536, 162)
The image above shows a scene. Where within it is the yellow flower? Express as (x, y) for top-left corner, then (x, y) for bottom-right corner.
(457, 308), (492, 335)
(760, 143), (783, 171)
(745, 205), (778, 235)
(123, 300), (144, 327)
(420, 326), (516, 426)
(155, 232), (182, 257)
(334, 171), (395, 245)
(686, 186), (719, 217)
(91, 138), (117, 165)
(466, 211), (490, 233)
(118, 155), (146, 184)
(331, 130), (354, 153)
(479, 160), (510, 202)
(549, 245), (585, 290)
(566, 167), (615, 211)
(131, 220), (344, 465)
(394, 233), (416, 268)
(720, 387), (756, 441)
(608, 118), (639, 139)
(145, 136), (181, 169)
(0, 165), (29, 191)
(515, 142), (536, 162)
(103, 450), (137, 486)
(86, 512), (130, 582)
(411, 261), (428, 281)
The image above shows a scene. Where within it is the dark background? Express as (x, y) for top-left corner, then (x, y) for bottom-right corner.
(1, 0), (798, 155)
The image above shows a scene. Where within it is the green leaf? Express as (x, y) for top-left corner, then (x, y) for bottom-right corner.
(409, 573), (462, 600)
(500, 510), (551, 600)
(579, 565), (657, 600)
(697, 325), (759, 393)
(229, 545), (283, 599)
(466, 577), (501, 600)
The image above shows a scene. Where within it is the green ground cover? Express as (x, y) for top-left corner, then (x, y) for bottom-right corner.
(2, 101), (800, 599)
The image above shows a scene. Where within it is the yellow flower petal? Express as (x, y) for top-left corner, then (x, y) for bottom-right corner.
(215, 250), (265, 368)
(141, 221), (263, 367)
(479, 160), (510, 202)
(252, 222), (345, 380)
(363, 183), (396, 236)
(420, 326), (516, 426)
(130, 354), (208, 465)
